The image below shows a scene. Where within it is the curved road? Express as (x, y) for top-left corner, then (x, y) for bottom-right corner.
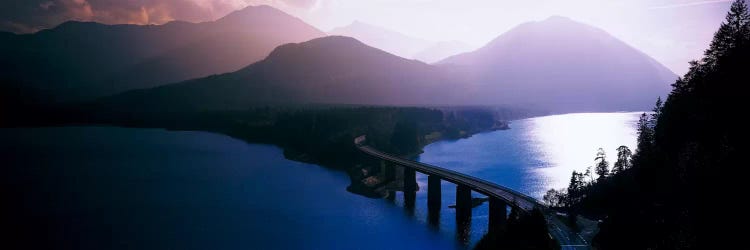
(357, 144), (591, 249)
(358, 145), (539, 211)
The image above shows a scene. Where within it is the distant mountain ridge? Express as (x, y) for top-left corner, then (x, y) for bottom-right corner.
(329, 21), (471, 63)
(97, 36), (462, 112)
(0, 5), (325, 102)
(4, 12), (678, 114)
(98, 17), (677, 114)
(440, 16), (676, 112)
(329, 21), (432, 59)
(413, 41), (473, 63)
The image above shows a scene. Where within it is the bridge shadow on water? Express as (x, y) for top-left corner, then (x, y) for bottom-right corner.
(387, 184), (477, 248)
(428, 198), (441, 230)
(402, 189), (471, 246)
(456, 206), (472, 244)
(379, 173), (556, 249)
(404, 191), (416, 216)
(355, 142), (574, 250)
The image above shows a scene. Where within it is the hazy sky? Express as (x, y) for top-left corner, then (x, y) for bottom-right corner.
(0, 0), (737, 74)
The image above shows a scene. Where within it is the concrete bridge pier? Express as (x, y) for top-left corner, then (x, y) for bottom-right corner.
(428, 207), (440, 228)
(456, 185), (472, 211)
(427, 175), (441, 211)
(386, 191), (396, 202)
(403, 167), (417, 192)
(456, 185), (473, 244)
(404, 190), (416, 212)
(381, 160), (396, 181)
(489, 197), (508, 234)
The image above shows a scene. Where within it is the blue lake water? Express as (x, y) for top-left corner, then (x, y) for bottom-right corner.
(1, 127), (455, 250)
(1, 112), (641, 249)
(414, 112), (642, 245)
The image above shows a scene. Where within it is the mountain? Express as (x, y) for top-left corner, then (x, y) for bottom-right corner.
(0, 5), (324, 102)
(413, 41), (473, 63)
(440, 16), (677, 112)
(97, 36), (462, 112)
(328, 21), (432, 59)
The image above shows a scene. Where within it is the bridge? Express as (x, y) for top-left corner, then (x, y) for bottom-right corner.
(355, 135), (590, 249)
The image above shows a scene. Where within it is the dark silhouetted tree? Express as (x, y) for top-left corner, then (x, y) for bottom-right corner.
(567, 170), (584, 204)
(543, 189), (566, 207)
(612, 145), (632, 174)
(583, 166), (594, 184)
(390, 120), (419, 154)
(594, 148), (609, 180)
(562, 1), (749, 248)
(704, 0), (749, 67)
(635, 113), (653, 157)
(649, 97), (662, 128)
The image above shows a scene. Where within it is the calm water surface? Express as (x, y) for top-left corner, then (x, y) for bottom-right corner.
(415, 112), (642, 245)
(2, 127), (455, 250)
(1, 112), (640, 249)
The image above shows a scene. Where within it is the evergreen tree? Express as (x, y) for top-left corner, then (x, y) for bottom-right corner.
(650, 97), (662, 128)
(728, 0), (750, 43)
(543, 189), (562, 207)
(704, 0), (750, 66)
(594, 148), (609, 180)
(567, 171), (584, 204)
(612, 145), (632, 174)
(635, 113), (653, 156)
(583, 166), (594, 184)
(390, 120), (419, 154)
(587, 1), (749, 248)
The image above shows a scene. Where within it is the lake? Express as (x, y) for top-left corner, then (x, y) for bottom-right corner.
(415, 112), (642, 245)
(1, 112), (641, 249)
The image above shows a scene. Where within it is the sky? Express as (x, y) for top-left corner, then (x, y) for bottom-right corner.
(0, 0), (737, 75)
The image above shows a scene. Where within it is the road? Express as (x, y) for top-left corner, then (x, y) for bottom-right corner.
(359, 145), (541, 211)
(547, 214), (592, 250)
(357, 144), (590, 249)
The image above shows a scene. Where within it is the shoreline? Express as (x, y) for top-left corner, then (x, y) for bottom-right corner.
(1, 119), (511, 199)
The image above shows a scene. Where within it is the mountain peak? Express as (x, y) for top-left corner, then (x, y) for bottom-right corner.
(272, 36), (364, 51)
(329, 21), (432, 59)
(332, 20), (386, 33)
(542, 15), (573, 22)
(306, 35), (362, 45)
(234, 4), (277, 13)
(217, 5), (289, 23)
(438, 16), (676, 112)
(99, 34), (450, 110)
(52, 21), (104, 31)
(262, 36), (372, 63)
(535, 16), (595, 30)
(2, 2), (325, 102)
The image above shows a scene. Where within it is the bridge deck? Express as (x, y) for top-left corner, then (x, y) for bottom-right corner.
(357, 145), (540, 211)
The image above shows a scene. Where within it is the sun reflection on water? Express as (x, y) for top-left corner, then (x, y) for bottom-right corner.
(526, 112), (641, 191)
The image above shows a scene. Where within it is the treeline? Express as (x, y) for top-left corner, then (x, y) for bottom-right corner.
(544, 1), (748, 249)
(542, 143), (635, 211)
(3, 101), (515, 170)
(475, 208), (557, 250)
(188, 106), (511, 169)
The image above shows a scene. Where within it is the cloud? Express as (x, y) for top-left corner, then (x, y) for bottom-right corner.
(0, 0), (320, 34)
